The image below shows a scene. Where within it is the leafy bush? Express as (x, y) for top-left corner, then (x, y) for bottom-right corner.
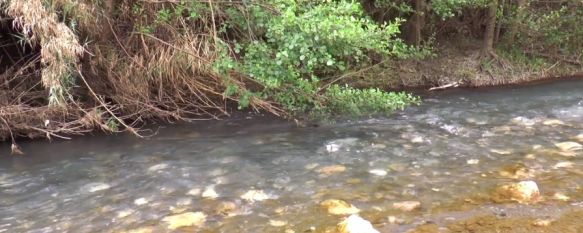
(215, 0), (419, 117)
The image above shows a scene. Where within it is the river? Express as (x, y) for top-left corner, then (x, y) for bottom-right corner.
(1, 80), (582, 233)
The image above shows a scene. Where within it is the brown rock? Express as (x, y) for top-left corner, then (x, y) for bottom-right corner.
(393, 201), (421, 212)
(321, 199), (360, 215)
(492, 181), (541, 204)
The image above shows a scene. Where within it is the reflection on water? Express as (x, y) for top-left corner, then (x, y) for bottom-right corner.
(1, 80), (582, 232)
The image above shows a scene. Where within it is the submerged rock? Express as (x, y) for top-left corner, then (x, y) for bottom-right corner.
(551, 192), (570, 201)
(392, 201), (421, 212)
(202, 186), (219, 199)
(492, 181), (541, 204)
(542, 119), (565, 126)
(317, 165), (347, 176)
(147, 163), (169, 172)
(554, 142), (582, 151)
(466, 159), (480, 165)
(337, 215), (380, 233)
(133, 198), (148, 206)
(369, 169), (388, 177)
(532, 219), (552, 227)
(215, 201), (237, 216)
(269, 219), (288, 227)
(162, 212), (206, 230)
(321, 199), (360, 215)
(240, 189), (270, 203)
(85, 182), (111, 193)
(552, 161), (573, 169)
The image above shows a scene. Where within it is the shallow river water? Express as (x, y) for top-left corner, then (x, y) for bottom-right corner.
(1, 80), (582, 233)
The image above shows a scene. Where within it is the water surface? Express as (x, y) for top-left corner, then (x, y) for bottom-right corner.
(1, 80), (582, 232)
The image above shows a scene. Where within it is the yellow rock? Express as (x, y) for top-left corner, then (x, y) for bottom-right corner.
(215, 201), (237, 216)
(532, 219), (552, 227)
(575, 134), (583, 142)
(542, 119), (565, 126)
(551, 192), (570, 201)
(492, 181), (541, 204)
(118, 227), (154, 233)
(554, 141), (582, 151)
(269, 219), (288, 227)
(162, 212), (206, 230)
(317, 165), (347, 176)
(392, 201), (421, 212)
(337, 215), (380, 233)
(321, 199), (360, 215)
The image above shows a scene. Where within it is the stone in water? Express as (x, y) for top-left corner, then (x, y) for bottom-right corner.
(202, 186), (219, 199)
(337, 215), (380, 233)
(392, 201), (421, 212)
(555, 142), (582, 151)
(321, 199), (360, 215)
(369, 169), (387, 176)
(162, 212), (206, 230)
(241, 189), (270, 203)
(493, 180), (540, 204)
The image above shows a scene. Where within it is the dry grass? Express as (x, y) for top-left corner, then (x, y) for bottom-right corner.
(0, 0), (280, 153)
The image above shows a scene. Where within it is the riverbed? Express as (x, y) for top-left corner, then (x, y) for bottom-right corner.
(1, 80), (582, 233)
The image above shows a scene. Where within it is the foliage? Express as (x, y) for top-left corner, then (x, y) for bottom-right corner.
(215, 0), (419, 116)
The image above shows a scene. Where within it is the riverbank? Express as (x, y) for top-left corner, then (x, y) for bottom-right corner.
(1, 1), (581, 147)
(342, 38), (583, 92)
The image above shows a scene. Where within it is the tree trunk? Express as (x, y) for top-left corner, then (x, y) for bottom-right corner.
(483, 0), (498, 54)
(405, 0), (426, 46)
(494, 0), (505, 43)
(507, 0), (526, 44)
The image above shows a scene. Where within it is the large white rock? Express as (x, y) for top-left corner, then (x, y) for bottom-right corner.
(493, 180), (541, 204)
(337, 215), (380, 233)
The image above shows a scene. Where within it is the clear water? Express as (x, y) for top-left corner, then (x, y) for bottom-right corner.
(1, 80), (582, 233)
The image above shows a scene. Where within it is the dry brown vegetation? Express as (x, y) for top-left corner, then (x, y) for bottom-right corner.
(0, 0), (279, 153)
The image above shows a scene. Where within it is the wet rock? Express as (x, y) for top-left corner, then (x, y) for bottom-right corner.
(85, 182), (111, 193)
(551, 192), (570, 201)
(554, 142), (582, 151)
(134, 198), (148, 206)
(543, 119), (565, 126)
(321, 199), (360, 215)
(532, 219), (552, 227)
(388, 163), (407, 172)
(511, 117), (536, 126)
(393, 201), (421, 212)
(337, 215), (380, 233)
(552, 161), (573, 169)
(411, 136), (424, 143)
(369, 169), (388, 177)
(305, 163), (319, 170)
(269, 219), (288, 227)
(371, 143), (387, 149)
(326, 144), (340, 152)
(492, 181), (541, 204)
(121, 227), (154, 233)
(116, 209), (135, 218)
(147, 163), (169, 172)
(241, 189), (270, 203)
(490, 149), (513, 155)
(187, 188), (201, 196)
(215, 201), (237, 216)
(162, 212), (206, 230)
(202, 186), (219, 199)
(498, 164), (533, 179)
(576, 134), (583, 142)
(466, 159), (479, 165)
(317, 165), (347, 176)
